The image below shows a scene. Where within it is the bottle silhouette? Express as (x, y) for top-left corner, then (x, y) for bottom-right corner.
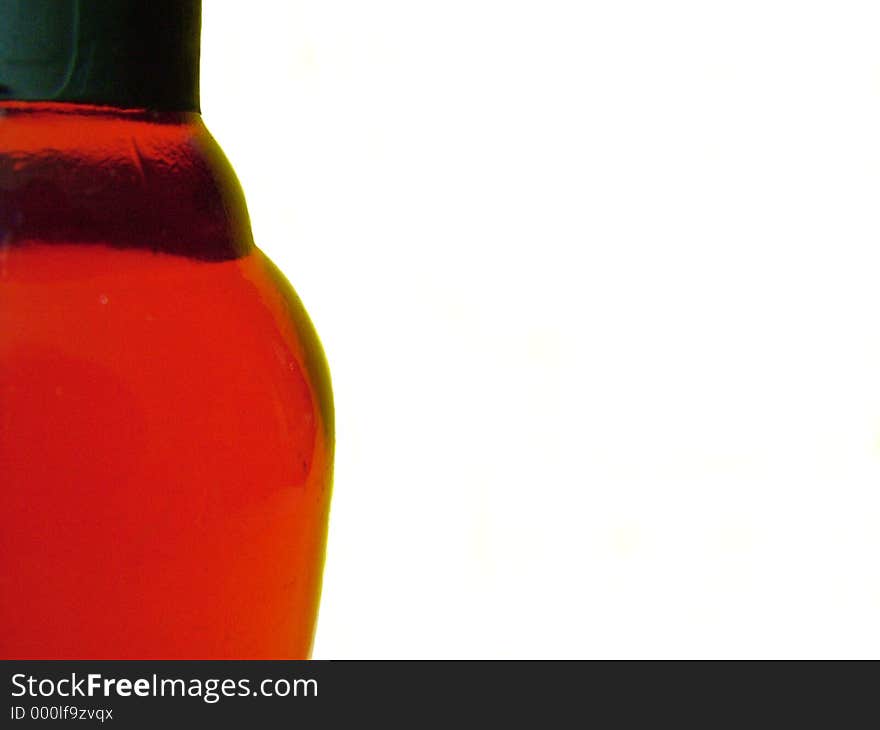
(0, 0), (334, 658)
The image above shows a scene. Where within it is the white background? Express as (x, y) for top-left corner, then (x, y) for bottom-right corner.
(201, 1), (880, 658)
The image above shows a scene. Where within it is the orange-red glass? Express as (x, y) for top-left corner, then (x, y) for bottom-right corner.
(0, 104), (334, 658)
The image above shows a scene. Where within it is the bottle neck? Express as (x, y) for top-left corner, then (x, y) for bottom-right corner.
(0, 103), (254, 261)
(0, 0), (201, 112)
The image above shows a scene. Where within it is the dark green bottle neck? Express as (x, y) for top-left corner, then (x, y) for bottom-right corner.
(0, 0), (201, 112)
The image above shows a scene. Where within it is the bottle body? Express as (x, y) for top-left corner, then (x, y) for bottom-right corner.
(0, 104), (334, 658)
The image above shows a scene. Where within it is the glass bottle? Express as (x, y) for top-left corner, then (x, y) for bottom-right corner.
(0, 0), (334, 658)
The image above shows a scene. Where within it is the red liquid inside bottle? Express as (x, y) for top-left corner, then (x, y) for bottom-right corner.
(0, 6), (334, 659)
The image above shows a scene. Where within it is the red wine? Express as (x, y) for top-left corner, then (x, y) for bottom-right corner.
(0, 88), (333, 658)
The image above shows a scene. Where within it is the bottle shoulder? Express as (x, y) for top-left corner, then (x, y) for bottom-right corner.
(0, 103), (254, 260)
(1, 242), (334, 449)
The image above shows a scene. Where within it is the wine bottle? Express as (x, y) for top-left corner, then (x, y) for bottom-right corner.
(0, 0), (334, 659)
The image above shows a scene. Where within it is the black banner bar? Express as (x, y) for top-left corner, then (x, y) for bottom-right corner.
(1, 659), (865, 726)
